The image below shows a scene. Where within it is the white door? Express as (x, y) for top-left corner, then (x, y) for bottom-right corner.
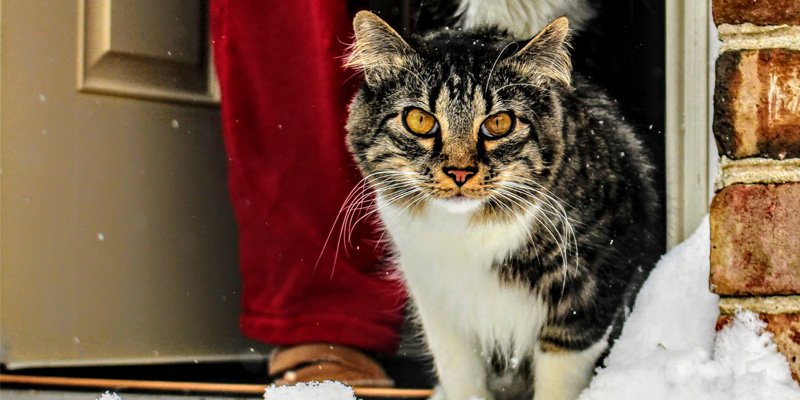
(1, 0), (269, 369)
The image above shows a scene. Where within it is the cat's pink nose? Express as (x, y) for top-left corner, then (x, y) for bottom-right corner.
(443, 167), (477, 187)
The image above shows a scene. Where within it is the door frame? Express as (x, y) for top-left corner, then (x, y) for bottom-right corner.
(665, 0), (714, 248)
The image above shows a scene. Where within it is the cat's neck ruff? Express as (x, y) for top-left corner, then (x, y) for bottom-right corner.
(376, 194), (536, 264)
(430, 196), (484, 214)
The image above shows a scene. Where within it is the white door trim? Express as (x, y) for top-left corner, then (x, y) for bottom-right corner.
(665, 0), (712, 248)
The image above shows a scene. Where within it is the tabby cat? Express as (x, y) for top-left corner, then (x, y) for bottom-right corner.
(344, 11), (659, 400)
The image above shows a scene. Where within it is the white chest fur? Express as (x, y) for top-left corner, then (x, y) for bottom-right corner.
(378, 197), (548, 358)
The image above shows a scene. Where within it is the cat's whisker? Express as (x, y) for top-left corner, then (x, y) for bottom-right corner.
(333, 176), (408, 278)
(374, 189), (432, 244)
(497, 191), (572, 305)
(497, 187), (565, 260)
(344, 177), (414, 245)
(498, 173), (579, 257)
(501, 182), (570, 227)
(314, 174), (377, 275)
(521, 196), (577, 267)
(369, 181), (427, 216)
(340, 70), (365, 88)
(495, 82), (547, 94)
(347, 182), (421, 243)
(485, 41), (520, 95)
(359, 187), (430, 248)
(340, 180), (379, 256)
(514, 103), (545, 127)
(342, 171), (429, 245)
(319, 170), (423, 277)
(498, 170), (568, 203)
(488, 193), (541, 267)
(341, 174), (404, 249)
(493, 190), (552, 277)
(398, 66), (428, 89)
(501, 182), (577, 261)
(335, 176), (388, 267)
(496, 182), (576, 298)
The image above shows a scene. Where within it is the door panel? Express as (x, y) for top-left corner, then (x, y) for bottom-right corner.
(79, 0), (217, 104)
(1, 0), (268, 368)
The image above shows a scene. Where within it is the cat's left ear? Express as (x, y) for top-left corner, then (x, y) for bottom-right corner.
(504, 17), (572, 87)
(345, 11), (417, 85)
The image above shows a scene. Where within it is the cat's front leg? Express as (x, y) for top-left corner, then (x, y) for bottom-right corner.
(532, 340), (607, 400)
(416, 305), (491, 400)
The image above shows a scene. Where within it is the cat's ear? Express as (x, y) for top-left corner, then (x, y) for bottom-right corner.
(345, 11), (416, 85)
(504, 17), (572, 87)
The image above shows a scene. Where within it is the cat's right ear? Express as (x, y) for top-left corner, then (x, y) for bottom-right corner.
(345, 11), (416, 85)
(503, 17), (572, 87)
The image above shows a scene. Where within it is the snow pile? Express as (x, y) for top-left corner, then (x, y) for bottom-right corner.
(264, 381), (355, 400)
(580, 216), (800, 400)
(97, 392), (123, 400)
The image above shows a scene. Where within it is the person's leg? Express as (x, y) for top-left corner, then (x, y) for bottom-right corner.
(210, 0), (406, 358)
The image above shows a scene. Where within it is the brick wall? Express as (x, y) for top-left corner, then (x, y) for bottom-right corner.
(711, 0), (800, 382)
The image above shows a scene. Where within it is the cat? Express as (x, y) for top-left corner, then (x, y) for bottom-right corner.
(344, 11), (659, 400)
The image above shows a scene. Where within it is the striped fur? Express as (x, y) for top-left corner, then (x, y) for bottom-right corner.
(345, 12), (659, 400)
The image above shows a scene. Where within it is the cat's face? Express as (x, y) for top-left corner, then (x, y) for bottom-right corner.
(346, 12), (571, 218)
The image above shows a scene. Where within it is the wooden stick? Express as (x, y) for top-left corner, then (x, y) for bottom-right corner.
(0, 374), (434, 398)
(352, 387), (432, 398)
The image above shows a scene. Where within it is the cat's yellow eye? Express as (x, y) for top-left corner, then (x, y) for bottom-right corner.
(481, 112), (515, 138)
(403, 108), (438, 136)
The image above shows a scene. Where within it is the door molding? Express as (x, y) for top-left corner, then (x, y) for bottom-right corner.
(665, 0), (712, 248)
(76, 0), (219, 105)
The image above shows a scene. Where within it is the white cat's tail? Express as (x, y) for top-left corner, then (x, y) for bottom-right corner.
(455, 0), (594, 39)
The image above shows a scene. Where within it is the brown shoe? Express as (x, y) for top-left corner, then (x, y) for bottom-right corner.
(268, 343), (394, 388)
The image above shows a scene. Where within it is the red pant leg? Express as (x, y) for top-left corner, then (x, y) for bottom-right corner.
(211, 0), (406, 354)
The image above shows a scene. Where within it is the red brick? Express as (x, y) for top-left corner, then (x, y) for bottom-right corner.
(713, 0), (800, 26)
(717, 313), (800, 382)
(710, 183), (800, 295)
(714, 49), (800, 160)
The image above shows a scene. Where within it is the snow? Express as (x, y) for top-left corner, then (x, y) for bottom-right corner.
(580, 216), (800, 400)
(264, 381), (355, 400)
(95, 217), (800, 400)
(97, 392), (123, 400)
